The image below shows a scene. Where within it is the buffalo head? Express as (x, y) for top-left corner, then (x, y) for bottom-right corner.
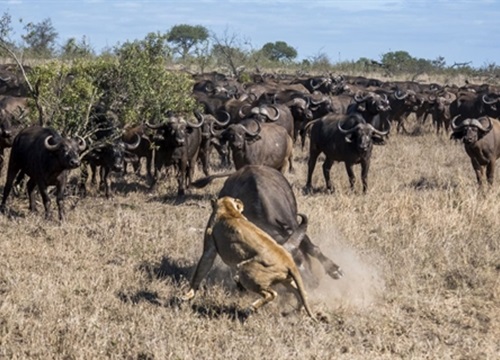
(451, 116), (493, 144)
(44, 134), (86, 169)
(338, 116), (390, 153)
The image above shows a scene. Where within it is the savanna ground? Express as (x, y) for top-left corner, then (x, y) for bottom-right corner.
(0, 118), (499, 359)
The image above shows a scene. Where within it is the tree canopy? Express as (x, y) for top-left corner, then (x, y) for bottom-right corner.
(167, 24), (209, 59)
(261, 41), (297, 62)
(21, 18), (58, 58)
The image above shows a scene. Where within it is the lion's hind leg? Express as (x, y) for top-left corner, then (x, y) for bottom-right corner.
(249, 289), (278, 312)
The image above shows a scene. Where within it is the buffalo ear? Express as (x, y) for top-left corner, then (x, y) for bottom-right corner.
(372, 135), (386, 145)
(450, 131), (464, 140)
(344, 134), (353, 143)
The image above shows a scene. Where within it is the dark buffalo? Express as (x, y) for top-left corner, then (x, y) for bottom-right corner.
(196, 112), (231, 175)
(347, 91), (391, 131)
(0, 116), (14, 175)
(0, 126), (86, 220)
(450, 116), (500, 186)
(215, 119), (293, 173)
(190, 165), (344, 287)
(147, 111), (204, 196)
(305, 113), (390, 193)
(122, 124), (154, 181)
(79, 135), (141, 198)
(449, 91), (500, 122)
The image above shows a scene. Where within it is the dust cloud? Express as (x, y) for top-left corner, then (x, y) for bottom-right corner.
(308, 228), (386, 311)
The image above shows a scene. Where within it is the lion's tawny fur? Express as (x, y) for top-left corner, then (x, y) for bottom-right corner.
(186, 196), (316, 321)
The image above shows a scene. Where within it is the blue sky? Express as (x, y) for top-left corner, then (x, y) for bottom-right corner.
(1, 0), (499, 67)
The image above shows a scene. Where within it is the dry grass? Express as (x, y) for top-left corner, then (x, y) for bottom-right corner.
(1, 120), (499, 359)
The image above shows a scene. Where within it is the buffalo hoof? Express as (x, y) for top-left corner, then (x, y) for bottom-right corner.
(303, 186), (314, 195)
(326, 265), (344, 280)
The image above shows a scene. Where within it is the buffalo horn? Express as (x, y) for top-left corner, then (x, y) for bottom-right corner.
(354, 91), (370, 103)
(186, 113), (204, 128)
(76, 135), (87, 151)
(214, 111), (231, 126)
(367, 123), (391, 136)
(238, 103), (252, 119)
(145, 121), (163, 130)
(124, 133), (141, 150)
(260, 105), (280, 121)
(394, 89), (408, 100)
(471, 117), (493, 132)
(44, 135), (61, 151)
(482, 94), (497, 105)
(242, 119), (261, 137)
(337, 121), (363, 134)
(451, 115), (469, 131)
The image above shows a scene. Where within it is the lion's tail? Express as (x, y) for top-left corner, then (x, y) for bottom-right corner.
(289, 266), (317, 322)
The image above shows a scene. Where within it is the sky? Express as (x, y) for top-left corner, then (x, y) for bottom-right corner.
(1, 0), (499, 68)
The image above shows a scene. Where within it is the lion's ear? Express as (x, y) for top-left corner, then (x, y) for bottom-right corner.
(234, 198), (244, 213)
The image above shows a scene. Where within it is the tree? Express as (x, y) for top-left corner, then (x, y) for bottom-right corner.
(167, 24), (209, 59)
(261, 41), (297, 62)
(21, 17), (58, 58)
(211, 29), (251, 77)
(60, 36), (95, 59)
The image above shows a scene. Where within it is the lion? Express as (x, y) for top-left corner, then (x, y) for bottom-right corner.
(182, 196), (316, 321)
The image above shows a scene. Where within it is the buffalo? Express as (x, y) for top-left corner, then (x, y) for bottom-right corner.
(190, 165), (344, 286)
(79, 135), (141, 198)
(0, 126), (86, 220)
(214, 119), (293, 173)
(450, 116), (500, 186)
(305, 113), (390, 193)
(146, 111), (204, 196)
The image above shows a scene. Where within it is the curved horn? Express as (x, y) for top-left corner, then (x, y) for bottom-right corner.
(451, 115), (468, 131)
(214, 110), (231, 126)
(44, 135), (61, 151)
(145, 121), (163, 130)
(354, 91), (370, 103)
(250, 106), (261, 115)
(209, 121), (224, 137)
(238, 103), (252, 119)
(242, 119), (261, 137)
(394, 89), (408, 100)
(124, 133), (141, 150)
(471, 117), (493, 132)
(75, 135), (87, 151)
(482, 94), (497, 105)
(260, 105), (280, 121)
(186, 113), (204, 128)
(337, 120), (362, 134)
(367, 123), (391, 137)
(310, 77), (326, 90)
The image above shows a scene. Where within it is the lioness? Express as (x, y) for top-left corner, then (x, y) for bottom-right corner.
(183, 196), (316, 321)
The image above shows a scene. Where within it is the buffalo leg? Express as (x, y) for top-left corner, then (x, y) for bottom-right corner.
(36, 181), (52, 220)
(299, 236), (343, 280)
(0, 164), (21, 213)
(26, 178), (37, 212)
(345, 162), (356, 191)
(360, 160), (370, 193)
(55, 179), (66, 221)
(305, 148), (320, 192)
(486, 159), (495, 185)
(102, 167), (111, 198)
(322, 157), (335, 192)
(471, 158), (484, 186)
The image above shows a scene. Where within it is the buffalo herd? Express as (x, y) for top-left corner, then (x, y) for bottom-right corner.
(2, 63), (500, 318)
(1, 66), (500, 219)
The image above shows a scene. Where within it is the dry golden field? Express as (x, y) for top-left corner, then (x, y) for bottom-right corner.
(1, 120), (499, 359)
